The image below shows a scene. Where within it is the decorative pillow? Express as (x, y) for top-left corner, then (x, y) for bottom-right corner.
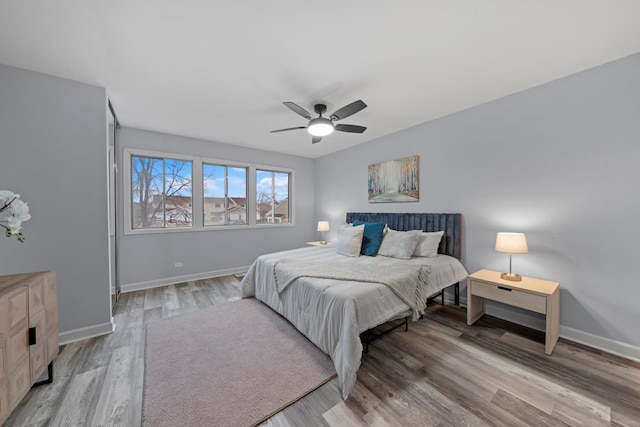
(352, 221), (386, 256)
(336, 224), (365, 257)
(413, 230), (444, 257)
(377, 230), (422, 260)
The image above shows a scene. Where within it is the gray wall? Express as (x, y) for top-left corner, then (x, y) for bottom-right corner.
(117, 127), (316, 287)
(315, 53), (640, 355)
(0, 63), (112, 338)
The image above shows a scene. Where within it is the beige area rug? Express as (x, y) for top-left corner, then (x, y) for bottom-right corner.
(143, 298), (336, 427)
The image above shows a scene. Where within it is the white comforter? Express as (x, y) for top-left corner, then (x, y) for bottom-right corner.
(240, 245), (468, 399)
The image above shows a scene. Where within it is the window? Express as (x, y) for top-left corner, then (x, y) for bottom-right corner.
(256, 169), (291, 224)
(131, 155), (193, 229)
(125, 148), (294, 233)
(203, 163), (248, 226)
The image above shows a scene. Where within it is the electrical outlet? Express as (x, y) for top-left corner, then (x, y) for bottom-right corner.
(174, 262), (183, 268)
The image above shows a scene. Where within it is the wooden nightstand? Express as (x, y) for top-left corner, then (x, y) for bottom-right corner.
(467, 269), (560, 355)
(305, 241), (334, 246)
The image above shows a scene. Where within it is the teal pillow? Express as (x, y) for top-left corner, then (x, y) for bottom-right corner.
(352, 221), (386, 256)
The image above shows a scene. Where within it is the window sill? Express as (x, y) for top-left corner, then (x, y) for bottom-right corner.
(123, 222), (295, 236)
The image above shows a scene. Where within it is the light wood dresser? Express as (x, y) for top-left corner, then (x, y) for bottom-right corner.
(467, 269), (560, 355)
(0, 271), (58, 425)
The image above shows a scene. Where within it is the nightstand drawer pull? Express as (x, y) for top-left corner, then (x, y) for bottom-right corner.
(498, 286), (512, 291)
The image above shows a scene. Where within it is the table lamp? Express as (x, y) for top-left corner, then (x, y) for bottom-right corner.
(495, 232), (528, 281)
(317, 221), (330, 244)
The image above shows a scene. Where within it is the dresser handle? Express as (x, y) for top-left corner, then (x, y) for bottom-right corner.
(29, 327), (37, 345)
(498, 286), (512, 292)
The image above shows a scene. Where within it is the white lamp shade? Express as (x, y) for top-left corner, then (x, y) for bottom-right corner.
(317, 221), (330, 232)
(495, 232), (528, 254)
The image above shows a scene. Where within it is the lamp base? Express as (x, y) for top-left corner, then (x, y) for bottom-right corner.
(500, 272), (522, 281)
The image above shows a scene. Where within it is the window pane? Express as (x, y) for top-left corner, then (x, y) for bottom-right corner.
(256, 170), (273, 224)
(227, 166), (247, 225)
(203, 164), (226, 225)
(164, 159), (193, 227)
(131, 155), (192, 229)
(256, 169), (290, 224)
(274, 172), (290, 223)
(131, 156), (163, 229)
(203, 164), (247, 226)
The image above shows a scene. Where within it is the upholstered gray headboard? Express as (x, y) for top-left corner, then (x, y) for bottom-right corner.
(345, 212), (462, 260)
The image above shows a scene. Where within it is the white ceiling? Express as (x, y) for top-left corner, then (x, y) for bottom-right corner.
(1, 1), (640, 158)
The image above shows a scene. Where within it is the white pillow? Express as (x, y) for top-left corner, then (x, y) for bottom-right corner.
(377, 230), (421, 260)
(413, 231), (444, 257)
(336, 224), (365, 257)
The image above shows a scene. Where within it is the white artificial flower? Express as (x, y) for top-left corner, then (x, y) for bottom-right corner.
(7, 216), (22, 233)
(0, 190), (16, 201)
(0, 191), (16, 209)
(0, 189), (31, 241)
(10, 199), (31, 220)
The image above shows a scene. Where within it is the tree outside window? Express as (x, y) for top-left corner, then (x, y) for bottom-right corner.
(131, 156), (193, 229)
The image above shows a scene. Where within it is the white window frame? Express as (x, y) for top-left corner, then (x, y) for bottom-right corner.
(202, 158), (249, 227)
(255, 166), (294, 226)
(123, 148), (294, 235)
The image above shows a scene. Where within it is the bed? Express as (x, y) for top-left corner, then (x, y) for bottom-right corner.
(240, 212), (467, 399)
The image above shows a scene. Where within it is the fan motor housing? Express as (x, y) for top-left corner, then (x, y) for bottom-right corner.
(314, 104), (328, 115)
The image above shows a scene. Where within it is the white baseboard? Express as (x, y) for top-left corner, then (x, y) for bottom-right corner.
(120, 266), (251, 293)
(558, 325), (640, 362)
(453, 296), (640, 363)
(58, 317), (115, 346)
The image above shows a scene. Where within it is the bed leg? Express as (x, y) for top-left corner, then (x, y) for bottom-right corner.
(361, 317), (408, 354)
(454, 282), (460, 306)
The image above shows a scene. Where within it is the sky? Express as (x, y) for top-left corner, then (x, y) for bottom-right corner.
(133, 157), (289, 202)
(203, 165), (289, 201)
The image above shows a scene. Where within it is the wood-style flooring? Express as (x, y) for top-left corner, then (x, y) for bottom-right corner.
(5, 275), (640, 426)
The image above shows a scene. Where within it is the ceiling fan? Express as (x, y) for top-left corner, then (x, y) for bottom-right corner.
(271, 100), (367, 144)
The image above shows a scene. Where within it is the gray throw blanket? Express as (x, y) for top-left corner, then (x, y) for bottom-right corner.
(273, 260), (431, 320)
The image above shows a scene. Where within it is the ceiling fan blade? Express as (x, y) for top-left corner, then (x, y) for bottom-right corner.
(335, 124), (366, 133)
(330, 100), (367, 121)
(270, 126), (306, 133)
(312, 136), (322, 144)
(283, 102), (313, 119)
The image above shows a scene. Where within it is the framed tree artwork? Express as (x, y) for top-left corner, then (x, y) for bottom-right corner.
(368, 155), (419, 203)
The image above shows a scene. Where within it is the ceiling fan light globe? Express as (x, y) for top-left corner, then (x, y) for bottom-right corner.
(307, 118), (334, 136)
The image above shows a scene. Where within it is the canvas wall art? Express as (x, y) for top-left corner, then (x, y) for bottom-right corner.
(368, 155), (419, 203)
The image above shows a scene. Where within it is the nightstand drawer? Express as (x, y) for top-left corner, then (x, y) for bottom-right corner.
(470, 280), (547, 314)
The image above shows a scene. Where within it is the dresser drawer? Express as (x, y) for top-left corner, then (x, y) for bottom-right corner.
(470, 280), (547, 314)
